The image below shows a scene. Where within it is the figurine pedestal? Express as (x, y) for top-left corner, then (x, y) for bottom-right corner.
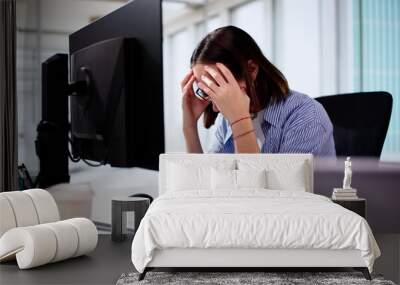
(333, 188), (357, 192)
(332, 188), (358, 200)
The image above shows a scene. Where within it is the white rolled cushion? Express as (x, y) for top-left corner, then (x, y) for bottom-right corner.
(0, 226), (57, 269)
(42, 221), (79, 262)
(63, 218), (98, 257)
(0, 218), (97, 269)
(1, 192), (39, 227)
(23, 189), (60, 223)
(236, 169), (267, 189)
(0, 196), (17, 237)
(211, 168), (236, 190)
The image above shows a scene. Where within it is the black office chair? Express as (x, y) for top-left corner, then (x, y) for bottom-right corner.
(315, 92), (392, 157)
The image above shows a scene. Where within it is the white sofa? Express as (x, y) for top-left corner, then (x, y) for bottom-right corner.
(0, 189), (98, 269)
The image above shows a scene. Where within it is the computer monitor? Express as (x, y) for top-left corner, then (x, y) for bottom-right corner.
(69, 0), (164, 170)
(36, 54), (70, 188)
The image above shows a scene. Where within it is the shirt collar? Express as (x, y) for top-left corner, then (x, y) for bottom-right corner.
(263, 102), (282, 127)
(224, 122), (233, 144)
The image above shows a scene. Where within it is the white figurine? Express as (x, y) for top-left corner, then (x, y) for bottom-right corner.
(342, 157), (352, 189)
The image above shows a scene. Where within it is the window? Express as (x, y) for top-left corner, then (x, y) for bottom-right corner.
(231, 0), (273, 58)
(272, 0), (322, 97)
(164, 29), (194, 152)
(195, 16), (223, 151)
(353, 0), (400, 160)
(196, 16), (223, 38)
(163, 0), (400, 159)
(164, 15), (224, 153)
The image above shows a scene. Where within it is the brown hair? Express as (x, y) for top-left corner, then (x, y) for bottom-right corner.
(190, 26), (289, 128)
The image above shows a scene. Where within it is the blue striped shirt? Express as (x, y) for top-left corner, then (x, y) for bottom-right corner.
(209, 90), (336, 156)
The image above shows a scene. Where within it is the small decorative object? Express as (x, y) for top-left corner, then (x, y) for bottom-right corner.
(332, 157), (358, 200)
(343, 157), (352, 189)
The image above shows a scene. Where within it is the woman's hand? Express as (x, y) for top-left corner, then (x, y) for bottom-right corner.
(181, 70), (210, 129)
(197, 63), (250, 123)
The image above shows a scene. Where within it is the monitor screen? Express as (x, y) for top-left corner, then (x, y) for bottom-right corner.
(68, 0), (164, 170)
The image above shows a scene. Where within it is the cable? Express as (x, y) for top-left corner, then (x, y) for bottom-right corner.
(68, 150), (81, 163)
(82, 158), (103, 167)
(68, 137), (81, 163)
(68, 135), (106, 167)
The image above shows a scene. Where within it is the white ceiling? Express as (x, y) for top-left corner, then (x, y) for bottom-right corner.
(163, 0), (208, 23)
(69, 0), (208, 23)
(21, 0), (209, 27)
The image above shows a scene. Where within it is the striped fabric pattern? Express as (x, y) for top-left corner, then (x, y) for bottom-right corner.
(209, 90), (336, 156)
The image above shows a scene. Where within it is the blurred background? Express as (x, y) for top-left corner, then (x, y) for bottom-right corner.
(14, 3), (400, 281)
(16, 0), (400, 175)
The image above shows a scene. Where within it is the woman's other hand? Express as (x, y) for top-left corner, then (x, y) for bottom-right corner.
(181, 70), (210, 129)
(197, 63), (250, 123)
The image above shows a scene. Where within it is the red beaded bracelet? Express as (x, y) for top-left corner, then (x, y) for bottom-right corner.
(233, 129), (255, 140)
(231, 115), (251, 126)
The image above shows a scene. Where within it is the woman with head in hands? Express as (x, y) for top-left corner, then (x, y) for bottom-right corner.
(181, 26), (335, 156)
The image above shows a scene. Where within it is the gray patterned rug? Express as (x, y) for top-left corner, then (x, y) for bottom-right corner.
(116, 272), (396, 285)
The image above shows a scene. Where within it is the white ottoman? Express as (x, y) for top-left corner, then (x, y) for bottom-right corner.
(0, 189), (98, 269)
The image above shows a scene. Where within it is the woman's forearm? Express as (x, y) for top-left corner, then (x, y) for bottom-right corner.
(231, 118), (260, 153)
(183, 124), (204, 153)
